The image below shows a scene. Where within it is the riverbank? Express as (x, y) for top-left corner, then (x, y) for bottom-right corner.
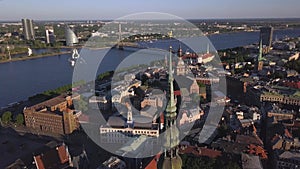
(1, 28), (300, 107)
(0, 51), (72, 64)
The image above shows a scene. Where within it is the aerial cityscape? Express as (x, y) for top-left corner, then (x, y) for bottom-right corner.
(0, 0), (300, 169)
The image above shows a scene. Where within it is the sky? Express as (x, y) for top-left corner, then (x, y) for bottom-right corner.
(0, 0), (300, 21)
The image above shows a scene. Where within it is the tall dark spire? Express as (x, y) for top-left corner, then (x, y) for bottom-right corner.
(177, 44), (182, 57)
(206, 43), (210, 54)
(166, 46), (177, 116)
(161, 46), (182, 169)
(257, 38), (264, 71)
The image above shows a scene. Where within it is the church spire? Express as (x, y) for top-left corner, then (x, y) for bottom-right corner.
(166, 46), (177, 116)
(206, 43), (210, 54)
(125, 102), (133, 125)
(161, 46), (182, 169)
(257, 38), (264, 71)
(177, 44), (182, 57)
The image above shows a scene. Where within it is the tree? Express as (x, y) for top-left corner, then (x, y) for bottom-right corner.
(223, 161), (241, 169)
(218, 124), (229, 138)
(190, 93), (200, 104)
(74, 99), (88, 112)
(15, 114), (24, 126)
(1, 111), (12, 124)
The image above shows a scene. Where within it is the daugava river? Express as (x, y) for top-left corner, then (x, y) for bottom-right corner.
(0, 29), (300, 107)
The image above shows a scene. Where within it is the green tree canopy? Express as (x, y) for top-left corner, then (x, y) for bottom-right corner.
(15, 113), (24, 126)
(74, 99), (88, 112)
(2, 111), (12, 124)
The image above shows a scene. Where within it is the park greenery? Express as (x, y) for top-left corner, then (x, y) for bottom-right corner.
(28, 80), (86, 101)
(285, 59), (300, 73)
(219, 47), (252, 64)
(123, 33), (170, 42)
(97, 71), (114, 81)
(15, 114), (24, 126)
(1, 111), (12, 124)
(26, 70), (115, 103)
(181, 154), (241, 169)
(73, 99), (88, 112)
(0, 111), (24, 126)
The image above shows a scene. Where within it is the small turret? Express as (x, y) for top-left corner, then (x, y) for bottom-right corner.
(177, 44), (182, 57)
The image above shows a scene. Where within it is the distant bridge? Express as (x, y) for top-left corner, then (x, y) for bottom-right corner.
(114, 41), (148, 50)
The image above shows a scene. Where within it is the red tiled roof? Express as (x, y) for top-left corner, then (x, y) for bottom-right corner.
(283, 81), (300, 89)
(32, 95), (67, 110)
(271, 134), (281, 143)
(180, 146), (221, 158)
(236, 135), (263, 146)
(293, 120), (300, 127)
(182, 53), (198, 59)
(145, 154), (161, 169)
(33, 144), (70, 169)
(78, 114), (90, 122)
(34, 155), (45, 169)
(247, 144), (268, 159)
(57, 145), (69, 164)
(284, 129), (293, 138)
(174, 90), (181, 96)
(160, 112), (164, 124)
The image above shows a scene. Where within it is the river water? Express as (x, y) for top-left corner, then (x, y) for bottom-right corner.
(0, 29), (299, 107)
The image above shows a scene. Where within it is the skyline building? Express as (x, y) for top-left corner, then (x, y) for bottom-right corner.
(65, 25), (78, 46)
(259, 26), (273, 53)
(21, 18), (35, 40)
(45, 26), (56, 44)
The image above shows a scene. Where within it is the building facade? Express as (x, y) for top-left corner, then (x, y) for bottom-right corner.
(260, 92), (300, 106)
(22, 19), (35, 40)
(65, 25), (79, 46)
(260, 26), (273, 53)
(23, 94), (80, 135)
(276, 151), (300, 169)
(45, 26), (55, 44)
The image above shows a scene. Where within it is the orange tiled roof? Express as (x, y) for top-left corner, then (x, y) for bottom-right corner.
(57, 145), (69, 164)
(145, 154), (161, 169)
(284, 129), (293, 138)
(34, 155), (45, 169)
(180, 146), (221, 158)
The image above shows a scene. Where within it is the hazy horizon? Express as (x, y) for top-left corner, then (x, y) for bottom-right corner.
(0, 0), (300, 21)
(1, 17), (300, 23)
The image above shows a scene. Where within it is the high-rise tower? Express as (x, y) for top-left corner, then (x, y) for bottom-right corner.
(45, 26), (56, 44)
(161, 46), (182, 169)
(22, 19), (35, 40)
(260, 26), (273, 53)
(65, 25), (79, 46)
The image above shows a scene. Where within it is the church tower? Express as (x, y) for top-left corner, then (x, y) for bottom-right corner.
(257, 38), (264, 71)
(161, 46), (182, 169)
(176, 45), (186, 76)
(177, 44), (183, 57)
(126, 102), (133, 126)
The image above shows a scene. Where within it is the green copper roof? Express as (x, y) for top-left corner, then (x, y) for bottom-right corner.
(258, 38), (264, 62)
(162, 155), (182, 169)
(166, 46), (177, 115)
